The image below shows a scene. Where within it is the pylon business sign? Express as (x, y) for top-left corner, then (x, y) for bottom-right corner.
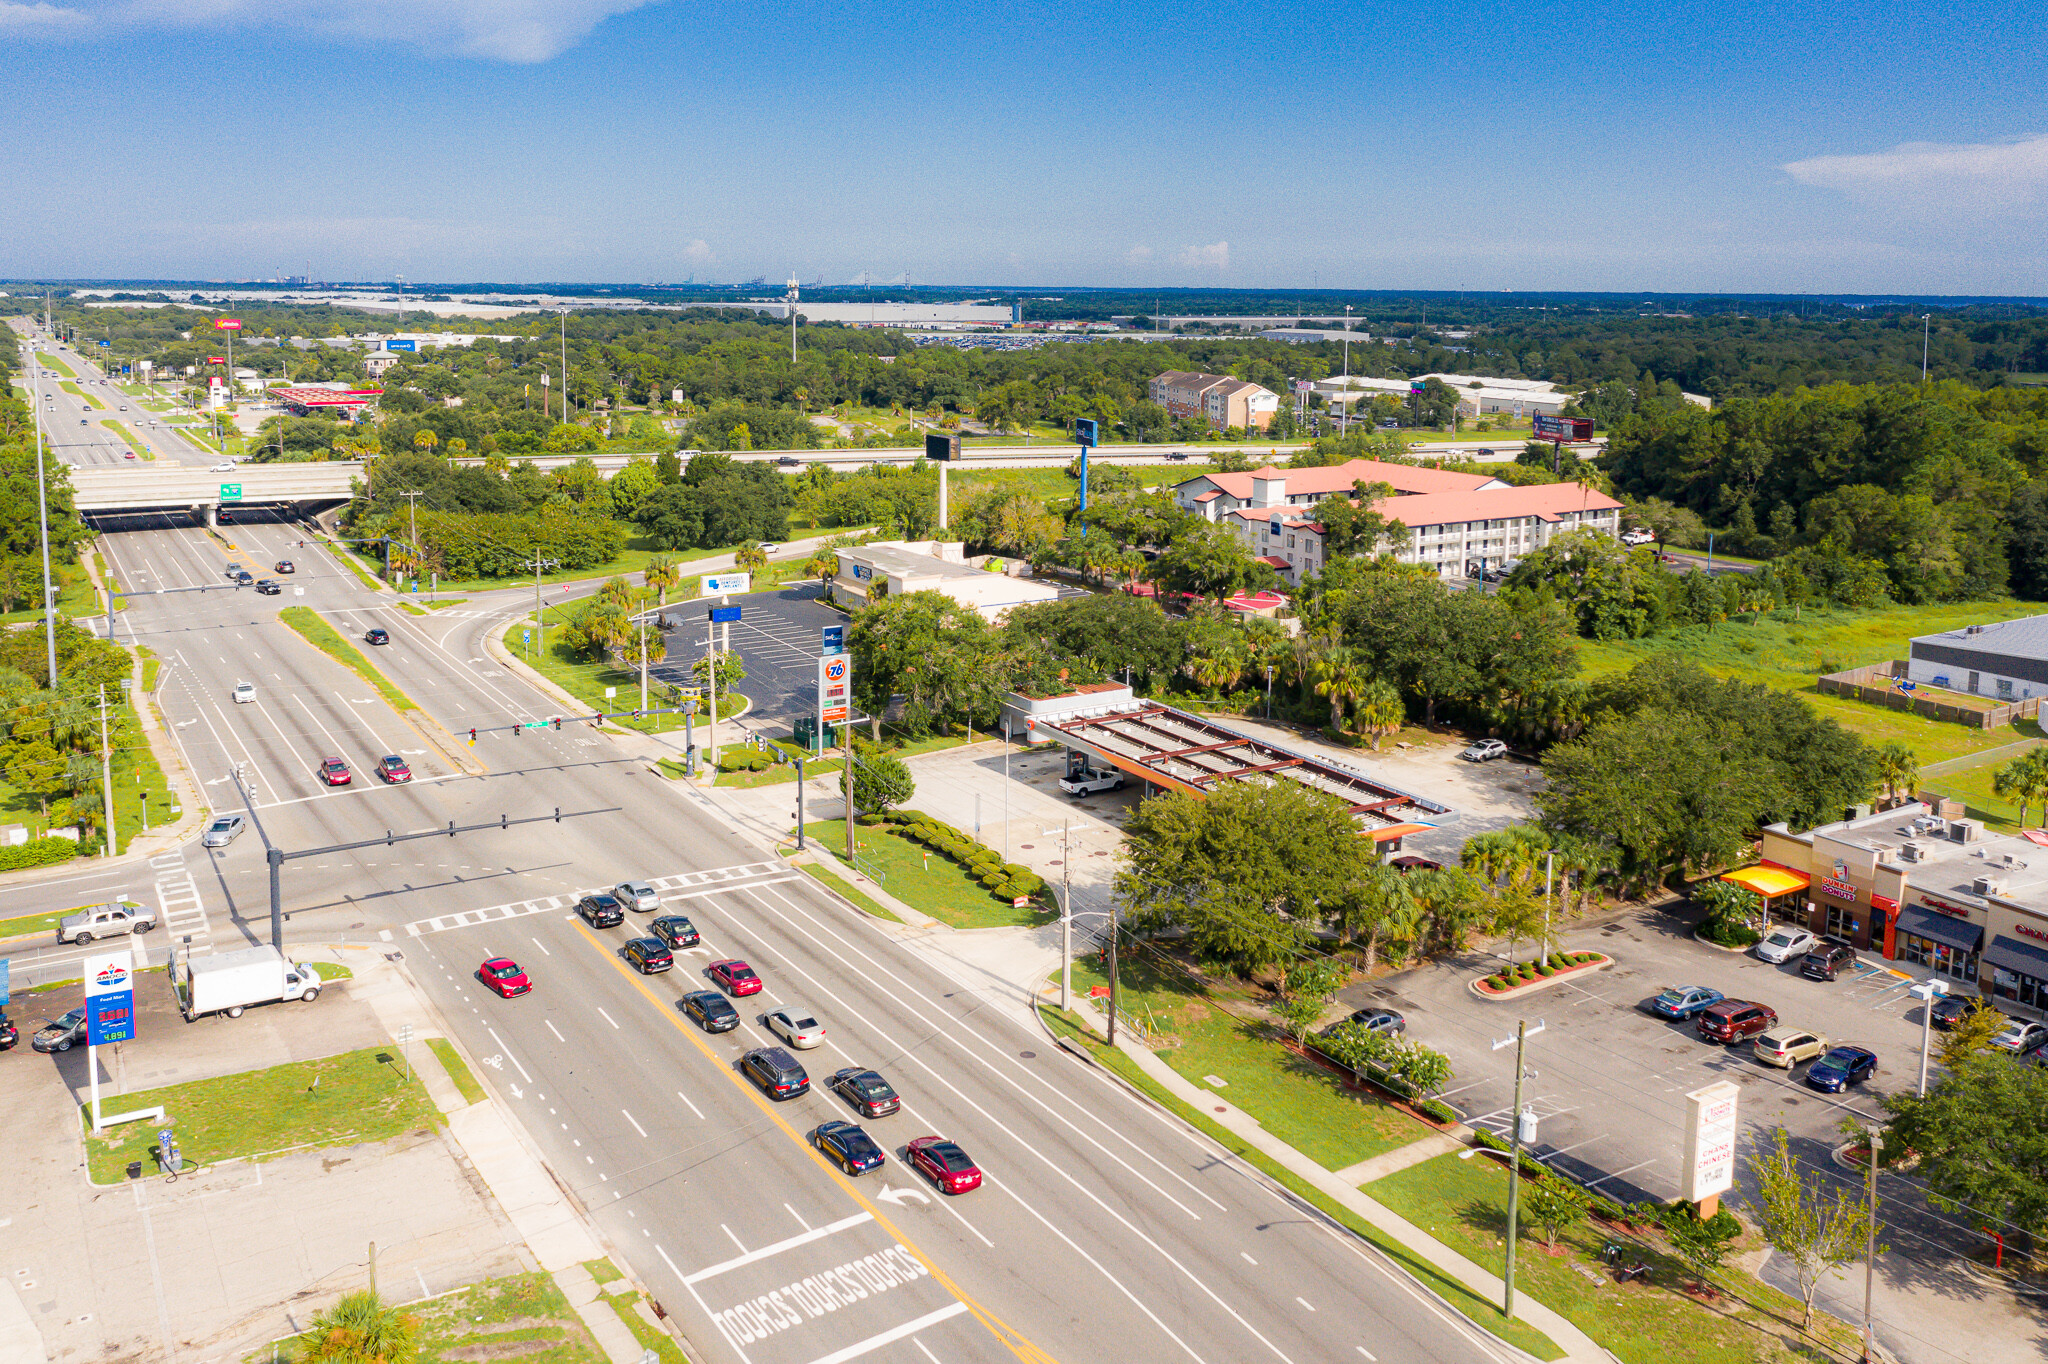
(215, 318), (243, 331)
(818, 653), (851, 728)
(1681, 1080), (1738, 1203)
(85, 949), (137, 1045)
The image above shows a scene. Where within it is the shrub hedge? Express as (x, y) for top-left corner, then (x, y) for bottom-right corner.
(0, 837), (78, 871)
(871, 810), (1048, 903)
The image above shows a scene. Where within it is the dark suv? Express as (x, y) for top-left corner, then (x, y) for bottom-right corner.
(740, 1047), (810, 1100)
(1801, 940), (1859, 981)
(577, 893), (625, 928)
(1697, 1000), (1778, 1044)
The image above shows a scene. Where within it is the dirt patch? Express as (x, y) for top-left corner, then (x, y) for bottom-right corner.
(442, 1340), (562, 1361)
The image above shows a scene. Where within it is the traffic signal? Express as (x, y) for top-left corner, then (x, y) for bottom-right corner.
(632, 709), (642, 720)
(552, 717), (562, 731)
(469, 728), (477, 743)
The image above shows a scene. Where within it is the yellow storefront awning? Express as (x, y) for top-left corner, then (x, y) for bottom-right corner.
(1721, 864), (1811, 898)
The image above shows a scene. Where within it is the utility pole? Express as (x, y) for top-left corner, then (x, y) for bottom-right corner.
(841, 722), (855, 864)
(560, 310), (570, 425)
(1491, 1018), (1546, 1321)
(524, 555), (560, 658)
(398, 490), (424, 585)
(1106, 899), (1120, 1045)
(99, 684), (115, 858)
(1921, 315), (1931, 383)
(1862, 1127), (1882, 1364)
(705, 619), (720, 773)
(1061, 819), (1073, 1011)
(787, 275), (800, 364)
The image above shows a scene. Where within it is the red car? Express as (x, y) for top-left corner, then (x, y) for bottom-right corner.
(906, 1136), (981, 1195)
(318, 757), (351, 786)
(478, 958), (531, 997)
(376, 755), (412, 783)
(707, 959), (762, 996)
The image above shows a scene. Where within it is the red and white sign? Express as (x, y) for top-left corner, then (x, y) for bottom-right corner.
(817, 653), (851, 727)
(2016, 921), (2048, 945)
(1819, 877), (1859, 901)
(1682, 1081), (1739, 1203)
(206, 356), (227, 364)
(215, 318), (243, 331)
(1920, 896), (1974, 919)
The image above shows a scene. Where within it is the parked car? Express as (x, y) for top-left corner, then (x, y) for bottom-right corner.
(201, 814), (247, 848)
(1801, 940), (1859, 981)
(0, 1014), (17, 1050)
(1459, 739), (1508, 763)
(1805, 1046), (1878, 1092)
(812, 1120), (885, 1175)
(32, 1009), (88, 1052)
(1058, 766), (1126, 797)
(621, 938), (673, 974)
(478, 958), (532, 997)
(1753, 1027), (1830, 1068)
(829, 1066), (901, 1118)
(649, 915), (699, 949)
(739, 1047), (810, 1100)
(766, 1006), (827, 1049)
(1620, 528), (1656, 546)
(364, 627), (389, 645)
(906, 1136), (982, 1194)
(1753, 927), (1818, 964)
(1930, 994), (2000, 1031)
(1325, 1007), (1406, 1037)
(1648, 985), (1725, 1020)
(318, 757), (351, 786)
(57, 899), (156, 943)
(1990, 1019), (2048, 1053)
(615, 881), (661, 912)
(708, 959), (762, 996)
(577, 893), (625, 928)
(375, 755), (412, 783)
(1698, 1000), (1778, 1043)
(680, 990), (740, 1033)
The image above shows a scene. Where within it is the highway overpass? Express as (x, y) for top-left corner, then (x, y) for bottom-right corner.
(71, 462), (362, 519)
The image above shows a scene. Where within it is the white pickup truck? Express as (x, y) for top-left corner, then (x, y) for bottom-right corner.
(1058, 766), (1126, 797)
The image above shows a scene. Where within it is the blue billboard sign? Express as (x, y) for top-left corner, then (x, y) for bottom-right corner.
(821, 624), (845, 655)
(386, 338), (417, 352)
(0, 957), (10, 1008)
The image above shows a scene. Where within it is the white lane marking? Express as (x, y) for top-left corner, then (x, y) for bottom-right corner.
(597, 1007), (620, 1030)
(621, 1108), (647, 1138)
(1296, 1297), (1314, 1312)
(656, 1244), (756, 1364)
(1241, 1252), (1257, 1265)
(484, 1027), (534, 1084)
(676, 1089), (704, 1120)
(531, 938), (551, 955)
(721, 1224), (747, 1255)
(784, 1203), (812, 1233)
(1357, 1350), (1377, 1361)
(915, 1342), (942, 1364)
(799, 1303), (969, 1364)
(545, 1020), (566, 1043)
(683, 1212), (874, 1286)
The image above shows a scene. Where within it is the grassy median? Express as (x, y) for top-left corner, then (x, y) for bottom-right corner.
(279, 606), (419, 711)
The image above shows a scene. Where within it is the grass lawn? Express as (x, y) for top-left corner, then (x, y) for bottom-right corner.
(593, 1283), (689, 1364)
(795, 862), (903, 923)
(0, 907), (68, 940)
(437, 534), (727, 595)
(1036, 1005), (1561, 1361)
(0, 558), (99, 627)
(83, 1045), (439, 1183)
(296, 960), (354, 981)
(280, 606), (420, 712)
(501, 614), (702, 737)
(60, 380), (92, 402)
(1061, 952), (1438, 1170)
(1919, 748), (2048, 830)
(798, 818), (1049, 929)
(1366, 1153), (1867, 1364)
(264, 1271), (605, 1364)
(428, 1037), (485, 1104)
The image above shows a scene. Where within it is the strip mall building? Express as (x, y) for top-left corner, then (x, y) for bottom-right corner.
(1730, 802), (2048, 1017)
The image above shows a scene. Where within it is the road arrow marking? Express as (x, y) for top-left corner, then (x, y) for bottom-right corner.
(876, 1183), (929, 1207)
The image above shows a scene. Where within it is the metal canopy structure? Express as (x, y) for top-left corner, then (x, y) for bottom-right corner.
(1043, 702), (1448, 841)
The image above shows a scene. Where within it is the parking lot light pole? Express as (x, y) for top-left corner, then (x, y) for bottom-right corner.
(1862, 1127), (1883, 1364)
(1909, 979), (1946, 1096)
(1491, 1018), (1546, 1321)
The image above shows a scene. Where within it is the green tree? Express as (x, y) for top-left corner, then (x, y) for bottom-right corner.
(691, 648), (745, 699)
(842, 752), (914, 814)
(1623, 495), (1704, 551)
(1992, 748), (2048, 828)
(1353, 678), (1404, 749)
(1522, 1175), (1591, 1251)
(299, 1289), (420, 1364)
(1273, 957), (1348, 1042)
(1751, 1126), (1880, 1330)
(1936, 1000), (2004, 1069)
(1308, 644), (1369, 731)
(735, 541), (769, 574)
(1149, 522), (1277, 604)
(1637, 1200), (1742, 1291)
(1882, 1051), (2048, 1242)
(608, 457), (660, 518)
(1873, 742), (1919, 808)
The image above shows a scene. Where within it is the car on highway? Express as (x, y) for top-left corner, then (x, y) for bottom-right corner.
(775, 456), (801, 467)
(255, 579), (281, 595)
(757, 542), (781, 554)
(478, 958), (532, 997)
(1698, 999), (1778, 1044)
(812, 1120), (885, 1176)
(1754, 926), (1818, 964)
(123, 452), (135, 459)
(201, 814), (247, 848)
(740, 1046), (810, 1100)
(118, 405), (126, 412)
(275, 560), (294, 573)
(1753, 1027), (1830, 1068)
(32, 1009), (88, 1053)
(708, 959), (762, 996)
(1805, 1046), (1878, 1092)
(829, 1067), (901, 1118)
(615, 881), (661, 912)
(1800, 940), (1859, 981)
(232, 681), (256, 704)
(224, 564), (248, 580)
(766, 1006), (827, 1049)
(1990, 1019), (2048, 1053)
(1459, 739), (1508, 763)
(57, 899), (157, 943)
(906, 1136), (982, 1194)
(1930, 994), (2000, 1030)
(375, 755), (412, 783)
(318, 757), (351, 786)
(577, 893), (625, 928)
(1647, 985), (1724, 1020)
(680, 991), (740, 1032)
(364, 627), (389, 645)
(649, 915), (698, 948)
(621, 938), (674, 974)
(232, 570), (254, 586)
(212, 462), (235, 472)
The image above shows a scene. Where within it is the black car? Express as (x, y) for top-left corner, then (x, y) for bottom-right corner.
(233, 570), (254, 585)
(1929, 993), (1999, 1030)
(829, 1066), (901, 1118)
(255, 579), (281, 596)
(621, 937), (673, 973)
(1805, 1046), (1878, 1092)
(577, 893), (625, 928)
(364, 627), (389, 645)
(1801, 940), (1859, 981)
(0, 1013), (17, 1050)
(812, 1120), (885, 1176)
(32, 1009), (87, 1052)
(740, 1046), (810, 1100)
(649, 915), (699, 949)
(680, 990), (740, 1033)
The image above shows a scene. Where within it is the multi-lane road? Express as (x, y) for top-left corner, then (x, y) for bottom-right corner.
(12, 321), (221, 467)
(0, 501), (1515, 1364)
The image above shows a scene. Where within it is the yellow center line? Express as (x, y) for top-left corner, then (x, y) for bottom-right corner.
(570, 921), (1057, 1364)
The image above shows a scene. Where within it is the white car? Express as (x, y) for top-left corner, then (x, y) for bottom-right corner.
(756, 542), (781, 554)
(1620, 528), (1656, 546)
(1991, 1020), (2048, 1053)
(212, 461), (236, 472)
(201, 814), (247, 849)
(765, 1007), (827, 1049)
(614, 881), (661, 912)
(1459, 739), (1508, 763)
(1753, 926), (1816, 962)
(232, 681), (256, 704)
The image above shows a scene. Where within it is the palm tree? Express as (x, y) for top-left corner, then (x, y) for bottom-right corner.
(1873, 742), (1919, 809)
(412, 429), (437, 455)
(1187, 642), (1246, 697)
(642, 554), (681, 598)
(1993, 748), (2048, 829)
(1309, 646), (1368, 731)
(735, 541), (769, 574)
(1353, 679), (1404, 750)
(300, 1290), (420, 1364)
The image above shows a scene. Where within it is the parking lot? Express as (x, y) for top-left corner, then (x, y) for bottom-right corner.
(656, 581), (841, 727)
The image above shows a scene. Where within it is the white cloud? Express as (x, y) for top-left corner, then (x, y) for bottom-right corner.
(1178, 241), (1229, 269)
(1782, 133), (2048, 213)
(1126, 244), (1153, 262)
(680, 239), (713, 263)
(32, 0), (658, 60)
(0, 2), (89, 29)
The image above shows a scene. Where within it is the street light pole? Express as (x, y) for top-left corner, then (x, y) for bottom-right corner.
(1491, 1018), (1546, 1321)
(32, 367), (56, 687)
(1862, 1127), (1883, 1364)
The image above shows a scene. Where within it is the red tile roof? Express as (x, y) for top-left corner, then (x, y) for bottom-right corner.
(1193, 458), (1496, 502)
(1370, 481), (1623, 529)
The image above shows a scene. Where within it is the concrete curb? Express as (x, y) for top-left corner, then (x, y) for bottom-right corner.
(1468, 954), (1614, 1001)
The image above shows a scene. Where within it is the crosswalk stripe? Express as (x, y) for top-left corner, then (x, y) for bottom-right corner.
(400, 862), (795, 937)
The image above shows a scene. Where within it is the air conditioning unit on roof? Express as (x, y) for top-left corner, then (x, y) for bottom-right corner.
(1974, 874), (2004, 897)
(1899, 841), (1926, 862)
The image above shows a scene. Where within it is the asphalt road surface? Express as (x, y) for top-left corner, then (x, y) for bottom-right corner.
(11, 317), (226, 467)
(0, 509), (1516, 1364)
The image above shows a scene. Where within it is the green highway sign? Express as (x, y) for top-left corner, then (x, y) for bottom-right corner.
(219, 483), (243, 502)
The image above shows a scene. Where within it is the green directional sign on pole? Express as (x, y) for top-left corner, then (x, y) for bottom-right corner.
(219, 483), (243, 503)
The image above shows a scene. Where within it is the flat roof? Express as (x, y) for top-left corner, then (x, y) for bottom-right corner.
(269, 385), (382, 407)
(1911, 615), (2048, 663)
(1809, 802), (2048, 909)
(1044, 703), (1448, 837)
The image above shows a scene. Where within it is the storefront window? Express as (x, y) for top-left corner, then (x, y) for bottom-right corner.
(1992, 966), (2048, 1012)
(1824, 904), (1863, 940)
(1898, 934), (1979, 983)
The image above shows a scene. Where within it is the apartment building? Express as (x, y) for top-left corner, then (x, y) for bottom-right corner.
(1147, 370), (1280, 431)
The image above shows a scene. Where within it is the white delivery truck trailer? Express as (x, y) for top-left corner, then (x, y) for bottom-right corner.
(180, 945), (323, 1020)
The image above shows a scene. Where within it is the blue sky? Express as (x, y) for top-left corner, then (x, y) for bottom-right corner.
(3, 0), (2044, 293)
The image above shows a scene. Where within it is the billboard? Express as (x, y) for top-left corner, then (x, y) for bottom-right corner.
(818, 653), (851, 728)
(385, 338), (417, 352)
(924, 432), (960, 462)
(1533, 414), (1596, 442)
(215, 318), (243, 331)
(701, 572), (751, 596)
(85, 948), (136, 1046)
(1681, 1081), (1739, 1202)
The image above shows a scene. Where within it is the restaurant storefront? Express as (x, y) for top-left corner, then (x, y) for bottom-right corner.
(1890, 898), (1984, 984)
(1985, 927), (2048, 1013)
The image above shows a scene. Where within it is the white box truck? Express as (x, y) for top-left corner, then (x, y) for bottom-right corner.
(180, 945), (323, 1020)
